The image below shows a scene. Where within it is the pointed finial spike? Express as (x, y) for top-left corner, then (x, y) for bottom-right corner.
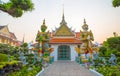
(62, 4), (64, 13)
(41, 19), (47, 32)
(43, 19), (45, 24)
(62, 4), (65, 20)
(84, 18), (86, 24)
(60, 4), (67, 25)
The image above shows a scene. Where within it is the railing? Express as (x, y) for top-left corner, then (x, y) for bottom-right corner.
(89, 69), (103, 76)
(36, 56), (54, 76)
(36, 68), (45, 76)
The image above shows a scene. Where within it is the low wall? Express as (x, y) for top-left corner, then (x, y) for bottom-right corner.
(89, 69), (103, 76)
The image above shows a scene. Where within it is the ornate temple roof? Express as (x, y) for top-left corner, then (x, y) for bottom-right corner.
(48, 11), (82, 44)
(10, 32), (17, 40)
(49, 38), (81, 44)
(0, 26), (5, 30)
(0, 25), (19, 46)
(0, 25), (17, 40)
(54, 12), (74, 37)
(49, 32), (81, 44)
(36, 11), (82, 44)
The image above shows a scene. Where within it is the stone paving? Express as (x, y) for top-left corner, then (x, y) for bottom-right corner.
(40, 60), (95, 76)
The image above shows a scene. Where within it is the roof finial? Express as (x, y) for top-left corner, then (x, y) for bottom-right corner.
(43, 19), (45, 25)
(82, 18), (88, 31)
(84, 18), (86, 24)
(41, 19), (47, 32)
(60, 4), (67, 25)
(62, 4), (65, 20)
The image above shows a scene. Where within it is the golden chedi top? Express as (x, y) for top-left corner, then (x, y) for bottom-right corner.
(80, 19), (94, 41)
(41, 19), (47, 32)
(82, 18), (88, 31)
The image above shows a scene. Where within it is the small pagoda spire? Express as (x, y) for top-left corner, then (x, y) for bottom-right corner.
(84, 18), (86, 24)
(82, 18), (88, 31)
(43, 19), (45, 25)
(41, 19), (47, 32)
(62, 6), (65, 21)
(60, 5), (67, 25)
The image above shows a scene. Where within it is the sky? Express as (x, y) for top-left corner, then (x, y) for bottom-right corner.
(0, 0), (120, 43)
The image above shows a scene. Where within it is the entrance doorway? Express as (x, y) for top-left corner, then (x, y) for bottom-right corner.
(58, 45), (70, 60)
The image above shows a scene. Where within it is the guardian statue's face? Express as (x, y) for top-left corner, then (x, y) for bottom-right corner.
(82, 25), (88, 31)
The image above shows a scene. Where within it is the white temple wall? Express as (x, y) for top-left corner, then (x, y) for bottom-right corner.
(50, 45), (58, 61)
(70, 45), (78, 61)
(50, 44), (78, 61)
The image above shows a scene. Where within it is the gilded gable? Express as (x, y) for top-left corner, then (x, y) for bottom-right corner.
(0, 26), (10, 36)
(55, 24), (74, 36)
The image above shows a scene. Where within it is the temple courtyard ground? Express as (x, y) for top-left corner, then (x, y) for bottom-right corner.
(39, 60), (95, 76)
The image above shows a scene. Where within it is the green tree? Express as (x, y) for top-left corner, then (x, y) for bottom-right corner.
(21, 43), (28, 53)
(0, 44), (10, 54)
(107, 37), (120, 51)
(0, 0), (34, 17)
(101, 36), (120, 57)
(112, 0), (120, 7)
(0, 44), (19, 55)
(99, 46), (107, 56)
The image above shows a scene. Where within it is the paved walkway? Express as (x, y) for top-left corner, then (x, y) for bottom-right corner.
(40, 60), (95, 76)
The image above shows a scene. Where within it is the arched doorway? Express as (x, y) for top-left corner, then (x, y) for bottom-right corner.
(58, 45), (70, 60)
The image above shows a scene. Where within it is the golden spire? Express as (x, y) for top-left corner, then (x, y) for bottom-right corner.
(60, 5), (67, 25)
(62, 4), (65, 21)
(82, 18), (88, 31)
(41, 19), (47, 32)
